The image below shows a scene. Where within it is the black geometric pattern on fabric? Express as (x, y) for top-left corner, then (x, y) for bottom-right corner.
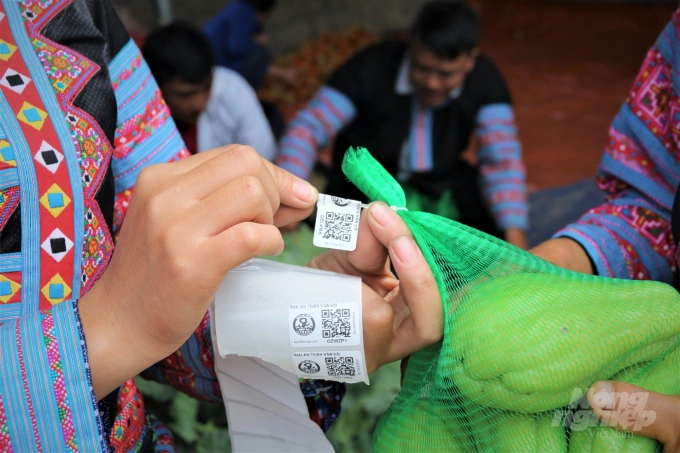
(6, 74), (24, 87)
(40, 0), (129, 238)
(0, 205), (20, 254)
(97, 161), (115, 235)
(50, 237), (67, 254)
(42, 0), (123, 146)
(41, 150), (58, 165)
(1, 0), (128, 254)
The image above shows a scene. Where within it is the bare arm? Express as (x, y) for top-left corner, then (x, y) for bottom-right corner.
(530, 237), (594, 275)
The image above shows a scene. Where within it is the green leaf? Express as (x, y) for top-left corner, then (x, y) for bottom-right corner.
(327, 362), (401, 452)
(195, 425), (232, 453)
(169, 393), (200, 443)
(134, 377), (176, 403)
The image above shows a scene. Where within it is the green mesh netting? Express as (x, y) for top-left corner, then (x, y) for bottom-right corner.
(341, 147), (680, 453)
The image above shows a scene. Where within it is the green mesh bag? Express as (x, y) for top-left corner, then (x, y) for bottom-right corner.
(341, 147), (680, 453)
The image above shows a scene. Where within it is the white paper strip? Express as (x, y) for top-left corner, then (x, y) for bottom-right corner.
(211, 304), (334, 453)
(213, 259), (368, 384)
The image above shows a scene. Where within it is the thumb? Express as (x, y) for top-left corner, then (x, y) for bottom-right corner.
(588, 381), (680, 447)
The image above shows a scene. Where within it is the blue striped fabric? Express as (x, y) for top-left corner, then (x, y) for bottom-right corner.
(476, 103), (528, 230)
(558, 195), (675, 282)
(0, 300), (105, 452)
(58, 300), (107, 452)
(609, 105), (678, 208)
(0, 318), (36, 452)
(0, 253), (21, 273)
(408, 102), (434, 172)
(277, 85), (357, 180)
(0, 167), (18, 189)
(113, 121), (185, 193)
(110, 39), (187, 194)
(0, 305), (20, 324)
(554, 11), (680, 284)
(19, 311), (62, 448)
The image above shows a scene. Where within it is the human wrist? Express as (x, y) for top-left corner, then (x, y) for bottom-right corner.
(79, 276), (165, 399)
(505, 227), (528, 249)
(530, 237), (594, 275)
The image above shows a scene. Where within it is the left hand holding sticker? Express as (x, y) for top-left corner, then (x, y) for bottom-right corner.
(308, 202), (443, 373)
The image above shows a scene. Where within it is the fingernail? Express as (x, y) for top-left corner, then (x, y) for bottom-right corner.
(371, 203), (396, 228)
(392, 237), (418, 264)
(272, 243), (285, 257)
(591, 381), (614, 410)
(293, 181), (317, 204)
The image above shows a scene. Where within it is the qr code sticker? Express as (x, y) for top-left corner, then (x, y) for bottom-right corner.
(323, 212), (354, 242)
(325, 356), (356, 377)
(322, 309), (351, 338)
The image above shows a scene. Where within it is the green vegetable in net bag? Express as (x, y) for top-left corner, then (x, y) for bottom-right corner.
(340, 147), (680, 453)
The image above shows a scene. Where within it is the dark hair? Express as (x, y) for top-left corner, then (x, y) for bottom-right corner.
(143, 22), (215, 87)
(411, 0), (480, 59)
(245, 0), (276, 13)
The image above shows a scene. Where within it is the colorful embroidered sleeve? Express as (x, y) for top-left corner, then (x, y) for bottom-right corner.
(554, 14), (680, 285)
(139, 313), (222, 402)
(0, 300), (109, 452)
(109, 39), (189, 235)
(476, 104), (528, 231)
(275, 85), (357, 180)
(300, 379), (346, 432)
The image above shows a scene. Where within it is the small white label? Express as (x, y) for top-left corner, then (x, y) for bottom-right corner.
(313, 194), (361, 251)
(289, 302), (360, 347)
(292, 350), (364, 382)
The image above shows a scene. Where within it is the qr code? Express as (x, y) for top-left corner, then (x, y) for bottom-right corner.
(325, 356), (356, 377)
(322, 212), (354, 242)
(322, 309), (351, 338)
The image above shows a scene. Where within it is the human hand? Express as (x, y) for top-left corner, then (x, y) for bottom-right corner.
(505, 227), (528, 249)
(80, 145), (318, 398)
(270, 65), (301, 87)
(308, 203), (443, 373)
(588, 381), (680, 452)
(279, 220), (299, 234)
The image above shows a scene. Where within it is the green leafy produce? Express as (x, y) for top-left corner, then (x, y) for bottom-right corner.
(339, 146), (680, 453)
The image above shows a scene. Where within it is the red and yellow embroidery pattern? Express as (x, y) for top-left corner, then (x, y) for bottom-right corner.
(20, 0), (114, 297)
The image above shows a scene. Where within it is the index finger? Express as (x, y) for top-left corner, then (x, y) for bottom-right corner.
(263, 160), (319, 226)
(169, 146), (319, 221)
(264, 160), (318, 209)
(178, 146), (280, 212)
(168, 144), (241, 174)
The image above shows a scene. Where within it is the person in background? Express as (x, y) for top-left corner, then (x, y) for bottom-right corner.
(143, 22), (277, 159)
(0, 0), (443, 449)
(276, 0), (529, 249)
(203, 0), (298, 90)
(525, 5), (680, 449)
